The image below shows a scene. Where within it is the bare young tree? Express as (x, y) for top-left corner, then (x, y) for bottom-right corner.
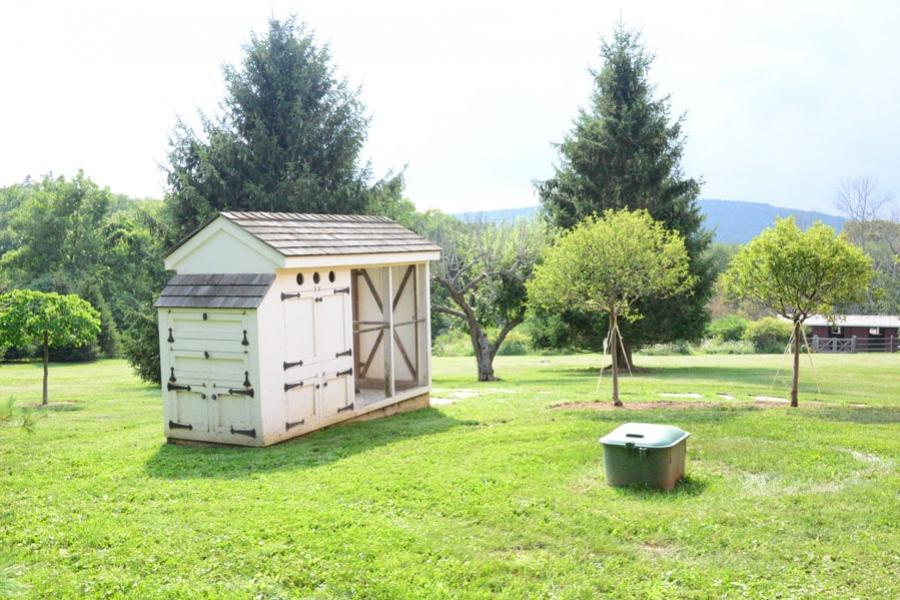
(431, 218), (546, 381)
(835, 176), (898, 309)
(835, 176), (893, 251)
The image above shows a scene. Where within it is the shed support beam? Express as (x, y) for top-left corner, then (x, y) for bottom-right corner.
(382, 267), (395, 398)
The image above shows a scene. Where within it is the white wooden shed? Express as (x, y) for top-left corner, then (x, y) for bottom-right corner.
(154, 211), (441, 447)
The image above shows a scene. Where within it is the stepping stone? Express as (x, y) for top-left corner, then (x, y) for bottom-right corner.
(751, 396), (789, 403)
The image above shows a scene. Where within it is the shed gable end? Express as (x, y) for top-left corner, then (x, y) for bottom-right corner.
(165, 218), (283, 274)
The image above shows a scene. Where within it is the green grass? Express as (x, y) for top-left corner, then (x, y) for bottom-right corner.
(1, 354), (898, 599)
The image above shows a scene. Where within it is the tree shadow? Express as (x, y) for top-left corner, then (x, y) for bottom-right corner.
(144, 407), (469, 480)
(556, 365), (780, 382)
(557, 403), (772, 425)
(809, 406), (900, 425)
(28, 402), (84, 412)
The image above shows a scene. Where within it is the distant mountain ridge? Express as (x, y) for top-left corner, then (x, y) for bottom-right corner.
(454, 199), (846, 244)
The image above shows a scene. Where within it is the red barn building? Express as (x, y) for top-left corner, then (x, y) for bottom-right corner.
(807, 315), (900, 353)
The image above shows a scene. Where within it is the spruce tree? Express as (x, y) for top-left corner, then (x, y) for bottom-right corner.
(536, 24), (713, 359)
(166, 18), (397, 239)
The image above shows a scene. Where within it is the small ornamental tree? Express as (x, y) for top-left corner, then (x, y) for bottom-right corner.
(721, 218), (874, 406)
(528, 209), (693, 405)
(0, 290), (100, 405)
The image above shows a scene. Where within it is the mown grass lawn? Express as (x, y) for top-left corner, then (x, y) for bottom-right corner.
(1, 353), (898, 599)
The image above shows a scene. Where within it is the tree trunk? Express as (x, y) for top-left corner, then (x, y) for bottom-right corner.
(470, 324), (497, 382)
(790, 321), (800, 407)
(42, 333), (49, 406)
(610, 308), (622, 406)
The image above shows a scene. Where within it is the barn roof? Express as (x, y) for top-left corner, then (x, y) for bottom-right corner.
(217, 211), (442, 257)
(806, 314), (900, 328)
(154, 273), (275, 309)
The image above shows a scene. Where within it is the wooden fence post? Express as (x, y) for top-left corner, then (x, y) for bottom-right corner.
(850, 336), (857, 353)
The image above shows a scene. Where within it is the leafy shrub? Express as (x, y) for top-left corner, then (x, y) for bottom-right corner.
(433, 327), (533, 357)
(697, 339), (755, 354)
(0, 343), (32, 362)
(47, 341), (100, 362)
(525, 308), (605, 352)
(638, 340), (692, 356)
(122, 305), (162, 383)
(706, 315), (748, 342)
(743, 317), (794, 353)
(432, 329), (473, 357)
(495, 329), (531, 356)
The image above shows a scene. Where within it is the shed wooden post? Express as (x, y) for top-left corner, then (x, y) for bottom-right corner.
(851, 335), (857, 353)
(423, 262), (433, 388)
(382, 267), (395, 398)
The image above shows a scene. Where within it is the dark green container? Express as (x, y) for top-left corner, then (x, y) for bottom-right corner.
(599, 423), (690, 490)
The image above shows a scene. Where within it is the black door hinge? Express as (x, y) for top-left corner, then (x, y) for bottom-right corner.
(241, 330), (250, 346)
(225, 388), (254, 398)
(283, 359), (303, 370)
(337, 367), (353, 377)
(167, 328), (175, 343)
(230, 426), (256, 438)
(334, 286), (350, 294)
(284, 380), (304, 391)
(281, 291), (302, 301)
(335, 348), (352, 358)
(285, 419), (305, 431)
(167, 382), (192, 392)
(337, 403), (355, 413)
(168, 367), (177, 383)
(168, 420), (193, 430)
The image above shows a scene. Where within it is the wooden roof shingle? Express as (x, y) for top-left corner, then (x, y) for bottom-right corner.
(219, 211), (442, 257)
(154, 273), (275, 309)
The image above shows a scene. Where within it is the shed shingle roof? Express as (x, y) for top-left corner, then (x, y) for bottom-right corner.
(219, 211), (442, 257)
(154, 273), (275, 309)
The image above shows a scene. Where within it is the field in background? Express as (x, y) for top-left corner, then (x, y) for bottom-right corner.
(1, 354), (898, 598)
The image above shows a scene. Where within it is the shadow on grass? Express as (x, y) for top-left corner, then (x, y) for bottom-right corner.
(611, 474), (709, 498)
(556, 365), (779, 382)
(144, 407), (470, 480)
(561, 405), (765, 425)
(809, 406), (900, 425)
(29, 402), (84, 412)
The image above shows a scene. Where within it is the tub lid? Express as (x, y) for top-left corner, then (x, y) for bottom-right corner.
(599, 423), (690, 449)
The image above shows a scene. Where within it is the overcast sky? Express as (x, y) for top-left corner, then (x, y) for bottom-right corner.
(1, 1), (898, 215)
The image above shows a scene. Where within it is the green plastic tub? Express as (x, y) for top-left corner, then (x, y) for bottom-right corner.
(599, 423), (690, 490)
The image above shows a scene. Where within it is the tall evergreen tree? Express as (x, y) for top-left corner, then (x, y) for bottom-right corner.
(166, 17), (397, 239)
(536, 24), (713, 359)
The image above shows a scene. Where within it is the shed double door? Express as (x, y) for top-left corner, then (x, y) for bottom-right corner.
(282, 287), (354, 430)
(163, 310), (257, 438)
